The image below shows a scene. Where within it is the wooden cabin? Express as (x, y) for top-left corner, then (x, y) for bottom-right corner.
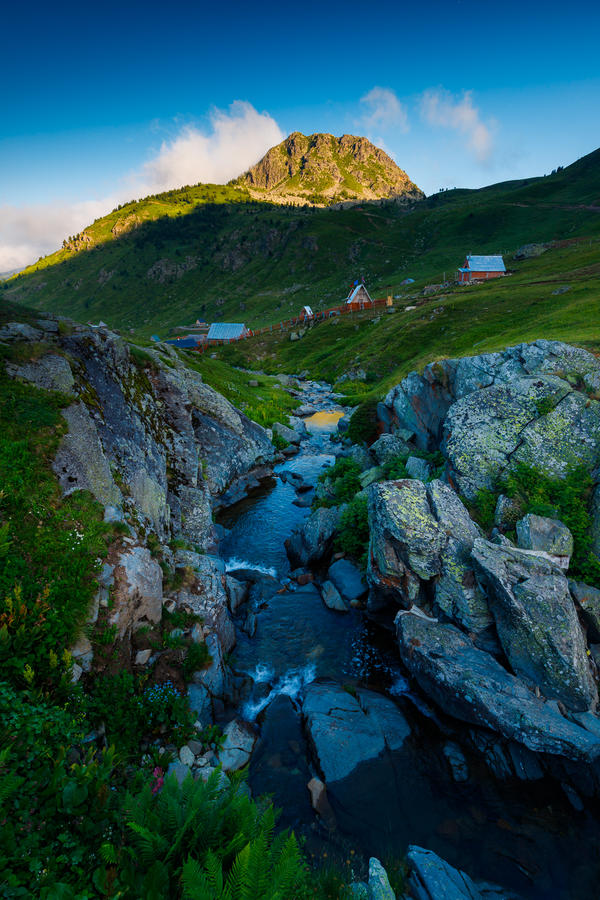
(299, 305), (314, 321)
(345, 283), (373, 306)
(458, 255), (506, 283)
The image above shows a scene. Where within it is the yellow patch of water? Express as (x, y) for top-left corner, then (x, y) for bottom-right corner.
(305, 410), (345, 431)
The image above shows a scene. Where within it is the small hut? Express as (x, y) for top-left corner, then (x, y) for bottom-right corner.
(458, 255), (505, 283)
(346, 283), (373, 306)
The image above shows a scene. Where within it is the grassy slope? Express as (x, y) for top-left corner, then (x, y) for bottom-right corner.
(214, 236), (600, 401)
(4, 148), (599, 340)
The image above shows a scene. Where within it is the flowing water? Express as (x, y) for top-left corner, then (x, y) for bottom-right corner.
(217, 388), (600, 899)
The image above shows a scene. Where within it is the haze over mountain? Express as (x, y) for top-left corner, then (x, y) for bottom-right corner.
(234, 132), (424, 206)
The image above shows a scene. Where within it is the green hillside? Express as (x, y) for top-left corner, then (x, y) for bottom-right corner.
(3, 146), (600, 346)
(212, 235), (600, 401)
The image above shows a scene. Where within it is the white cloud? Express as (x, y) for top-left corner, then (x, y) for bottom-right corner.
(134, 101), (284, 194)
(0, 101), (284, 271)
(420, 88), (494, 163)
(360, 87), (409, 133)
(0, 199), (115, 272)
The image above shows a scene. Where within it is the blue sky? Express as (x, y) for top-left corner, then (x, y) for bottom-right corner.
(1, 0), (599, 268)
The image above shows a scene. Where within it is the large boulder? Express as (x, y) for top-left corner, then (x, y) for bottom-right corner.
(570, 580), (600, 642)
(396, 610), (600, 762)
(472, 539), (596, 712)
(367, 480), (493, 638)
(327, 558), (367, 603)
(380, 340), (600, 453)
(302, 682), (411, 783)
(7, 353), (75, 394)
(286, 506), (343, 568)
(218, 719), (257, 772)
(442, 375), (600, 500)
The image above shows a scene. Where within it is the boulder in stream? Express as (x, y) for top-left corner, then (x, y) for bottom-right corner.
(404, 845), (520, 899)
(396, 609), (600, 763)
(286, 505), (343, 568)
(302, 682), (411, 783)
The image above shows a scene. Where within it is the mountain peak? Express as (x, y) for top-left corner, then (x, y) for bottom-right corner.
(235, 131), (424, 206)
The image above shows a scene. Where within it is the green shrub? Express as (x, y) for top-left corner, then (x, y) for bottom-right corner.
(504, 463), (600, 586)
(0, 376), (112, 692)
(336, 495), (370, 569)
(316, 457), (362, 507)
(346, 399), (379, 445)
(183, 641), (212, 680)
(271, 430), (289, 451)
(88, 674), (194, 758)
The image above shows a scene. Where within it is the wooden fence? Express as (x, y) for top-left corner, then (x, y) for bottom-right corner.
(194, 297), (390, 349)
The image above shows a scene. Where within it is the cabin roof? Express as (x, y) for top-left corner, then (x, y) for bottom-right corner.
(347, 284), (372, 302)
(207, 323), (247, 340)
(464, 255), (506, 272)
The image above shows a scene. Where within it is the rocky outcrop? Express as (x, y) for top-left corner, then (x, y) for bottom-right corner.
(396, 610), (600, 763)
(5, 319), (274, 545)
(380, 341), (600, 489)
(236, 131), (424, 206)
(515, 513), (573, 564)
(472, 539), (596, 712)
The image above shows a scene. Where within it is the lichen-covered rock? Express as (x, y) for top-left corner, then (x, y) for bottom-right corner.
(365, 858), (395, 900)
(406, 456), (431, 481)
(472, 539), (596, 711)
(178, 483), (212, 549)
(370, 432), (412, 464)
(110, 545), (163, 638)
(367, 480), (492, 637)
(381, 340), (600, 453)
(53, 402), (122, 507)
(286, 506), (343, 568)
(516, 513), (573, 563)
(7, 354), (75, 394)
(396, 610), (600, 761)
(368, 480), (445, 585)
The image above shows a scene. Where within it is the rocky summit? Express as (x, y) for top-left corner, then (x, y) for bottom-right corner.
(235, 131), (424, 206)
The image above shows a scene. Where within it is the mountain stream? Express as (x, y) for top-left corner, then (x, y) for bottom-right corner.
(217, 383), (600, 899)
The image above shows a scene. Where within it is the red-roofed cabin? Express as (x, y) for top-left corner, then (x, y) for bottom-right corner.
(458, 255), (506, 283)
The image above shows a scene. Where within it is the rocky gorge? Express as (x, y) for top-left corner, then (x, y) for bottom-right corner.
(5, 318), (600, 898)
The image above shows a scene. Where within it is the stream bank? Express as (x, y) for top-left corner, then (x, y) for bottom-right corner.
(215, 380), (600, 900)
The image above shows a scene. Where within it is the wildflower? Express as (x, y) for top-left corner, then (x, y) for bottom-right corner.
(151, 766), (164, 795)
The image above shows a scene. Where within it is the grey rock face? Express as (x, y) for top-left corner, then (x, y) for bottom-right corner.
(178, 483), (212, 549)
(396, 611), (600, 761)
(515, 513), (573, 563)
(110, 545), (163, 639)
(472, 539), (596, 712)
(380, 340), (600, 499)
(7, 354), (75, 394)
(302, 682), (411, 783)
(272, 421), (301, 445)
(286, 506), (343, 568)
(53, 403), (122, 507)
(0, 321), (42, 342)
(173, 555), (235, 654)
(188, 634), (229, 725)
(367, 480), (492, 636)
(405, 845), (518, 900)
